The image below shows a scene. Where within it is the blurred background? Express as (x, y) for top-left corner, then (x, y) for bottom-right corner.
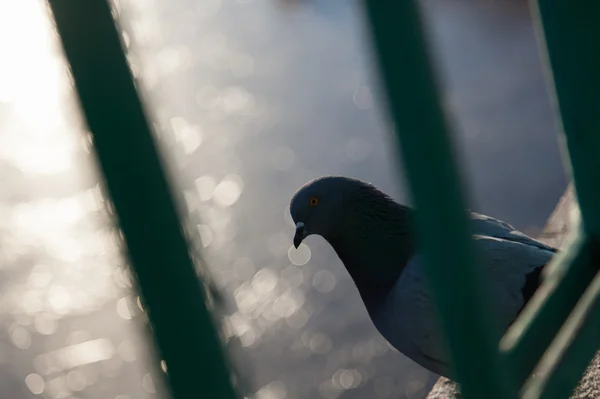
(0, 0), (567, 398)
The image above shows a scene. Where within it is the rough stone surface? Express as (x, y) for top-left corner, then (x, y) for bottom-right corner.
(426, 185), (600, 399)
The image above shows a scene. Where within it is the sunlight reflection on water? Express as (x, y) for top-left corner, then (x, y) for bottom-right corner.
(0, 0), (167, 398)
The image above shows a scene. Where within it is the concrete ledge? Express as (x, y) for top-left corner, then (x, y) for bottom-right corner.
(427, 185), (600, 399)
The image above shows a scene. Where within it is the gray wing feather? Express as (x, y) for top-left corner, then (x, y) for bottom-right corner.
(381, 215), (555, 377)
(469, 211), (557, 253)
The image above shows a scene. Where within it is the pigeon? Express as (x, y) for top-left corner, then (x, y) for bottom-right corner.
(289, 175), (557, 379)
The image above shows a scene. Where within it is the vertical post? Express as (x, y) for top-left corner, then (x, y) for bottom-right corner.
(505, 2), (600, 398)
(359, 1), (515, 398)
(531, 1), (600, 235)
(46, 1), (238, 398)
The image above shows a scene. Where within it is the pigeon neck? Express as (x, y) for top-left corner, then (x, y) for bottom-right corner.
(326, 204), (416, 309)
(331, 235), (414, 307)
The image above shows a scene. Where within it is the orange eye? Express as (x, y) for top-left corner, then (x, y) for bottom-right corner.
(309, 197), (319, 206)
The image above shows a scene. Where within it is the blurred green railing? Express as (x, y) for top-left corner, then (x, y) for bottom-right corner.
(47, 0), (598, 398)
(360, 1), (600, 399)
(47, 1), (238, 398)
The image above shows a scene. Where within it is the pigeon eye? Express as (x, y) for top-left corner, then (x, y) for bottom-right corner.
(309, 197), (319, 206)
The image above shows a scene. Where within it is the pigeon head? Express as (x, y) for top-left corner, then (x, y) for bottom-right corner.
(289, 176), (358, 248)
(289, 176), (416, 303)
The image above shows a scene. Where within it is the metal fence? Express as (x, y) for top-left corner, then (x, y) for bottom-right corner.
(47, 0), (600, 398)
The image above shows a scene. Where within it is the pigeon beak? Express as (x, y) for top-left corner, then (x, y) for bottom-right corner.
(293, 222), (306, 249)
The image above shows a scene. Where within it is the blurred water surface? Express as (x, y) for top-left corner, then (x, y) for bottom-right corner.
(0, 0), (566, 398)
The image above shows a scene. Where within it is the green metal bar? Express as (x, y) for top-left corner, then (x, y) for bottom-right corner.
(359, 1), (515, 398)
(530, 1), (600, 237)
(47, 1), (238, 398)
(503, 0), (600, 395)
(501, 232), (596, 387)
(522, 268), (600, 399)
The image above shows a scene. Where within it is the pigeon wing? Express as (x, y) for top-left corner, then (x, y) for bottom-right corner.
(383, 231), (554, 377)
